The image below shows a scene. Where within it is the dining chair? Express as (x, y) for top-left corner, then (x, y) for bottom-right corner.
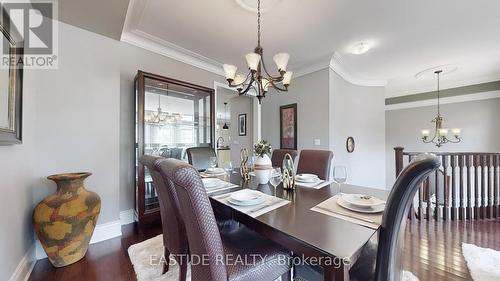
(186, 147), (217, 171)
(157, 158), (292, 281)
(139, 155), (189, 280)
(349, 153), (440, 281)
(271, 149), (298, 168)
(296, 150), (334, 180)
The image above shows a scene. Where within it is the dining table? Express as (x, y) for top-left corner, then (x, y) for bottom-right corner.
(208, 172), (389, 281)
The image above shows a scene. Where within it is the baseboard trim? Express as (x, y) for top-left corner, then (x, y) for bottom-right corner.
(120, 209), (136, 225)
(9, 244), (36, 281)
(35, 219), (123, 260)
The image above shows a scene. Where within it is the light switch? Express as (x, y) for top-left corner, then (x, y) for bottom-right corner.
(233, 140), (240, 145)
(313, 139), (321, 146)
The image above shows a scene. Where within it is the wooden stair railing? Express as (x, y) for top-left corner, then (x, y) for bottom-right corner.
(394, 147), (500, 221)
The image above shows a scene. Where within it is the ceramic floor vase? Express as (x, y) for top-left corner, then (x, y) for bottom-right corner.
(33, 172), (101, 267)
(254, 154), (272, 184)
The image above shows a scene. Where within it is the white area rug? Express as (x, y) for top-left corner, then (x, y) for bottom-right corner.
(128, 235), (191, 281)
(128, 234), (419, 281)
(462, 243), (500, 281)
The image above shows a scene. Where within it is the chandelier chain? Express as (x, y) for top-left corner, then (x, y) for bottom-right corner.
(437, 71), (440, 116)
(257, 0), (261, 46)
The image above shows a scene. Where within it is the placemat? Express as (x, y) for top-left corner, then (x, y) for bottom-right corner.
(311, 194), (384, 229)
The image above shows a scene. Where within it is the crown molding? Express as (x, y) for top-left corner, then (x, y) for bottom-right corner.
(121, 30), (225, 76)
(121, 0), (224, 76)
(329, 52), (388, 87)
(385, 90), (500, 110)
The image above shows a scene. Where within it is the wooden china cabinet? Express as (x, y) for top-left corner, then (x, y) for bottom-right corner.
(134, 71), (215, 226)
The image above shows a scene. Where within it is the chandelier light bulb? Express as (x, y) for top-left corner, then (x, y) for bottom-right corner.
(234, 74), (246, 87)
(438, 128), (449, 137)
(223, 64), (237, 81)
(452, 128), (461, 136)
(282, 71), (293, 86)
(421, 129), (430, 137)
(262, 78), (271, 92)
(273, 53), (290, 72)
(245, 53), (261, 71)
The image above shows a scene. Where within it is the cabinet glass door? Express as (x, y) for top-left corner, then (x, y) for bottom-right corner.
(135, 72), (214, 224)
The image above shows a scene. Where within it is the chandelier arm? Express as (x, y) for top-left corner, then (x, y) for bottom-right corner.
(261, 58), (284, 81)
(238, 76), (256, 96)
(269, 80), (288, 92)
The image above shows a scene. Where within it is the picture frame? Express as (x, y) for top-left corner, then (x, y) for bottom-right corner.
(238, 113), (246, 136)
(0, 8), (24, 145)
(346, 136), (355, 153)
(280, 103), (297, 150)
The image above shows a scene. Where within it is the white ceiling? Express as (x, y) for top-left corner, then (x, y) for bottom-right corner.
(121, 0), (500, 97)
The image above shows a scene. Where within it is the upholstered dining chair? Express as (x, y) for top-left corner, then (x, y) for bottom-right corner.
(186, 147), (217, 171)
(157, 158), (292, 281)
(139, 155), (189, 280)
(271, 149), (298, 168)
(296, 150), (334, 180)
(349, 154), (440, 281)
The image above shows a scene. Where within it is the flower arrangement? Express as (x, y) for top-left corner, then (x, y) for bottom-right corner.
(254, 140), (272, 158)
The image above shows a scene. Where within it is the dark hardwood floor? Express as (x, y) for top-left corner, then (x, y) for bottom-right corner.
(29, 219), (500, 281)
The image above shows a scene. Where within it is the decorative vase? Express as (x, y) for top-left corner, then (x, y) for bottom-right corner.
(33, 172), (101, 267)
(254, 154), (272, 184)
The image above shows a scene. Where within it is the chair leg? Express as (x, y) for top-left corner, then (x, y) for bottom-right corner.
(179, 256), (188, 281)
(162, 247), (170, 274)
(281, 269), (292, 281)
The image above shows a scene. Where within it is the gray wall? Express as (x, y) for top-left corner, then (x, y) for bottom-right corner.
(229, 96), (254, 166)
(329, 71), (387, 188)
(0, 22), (121, 279)
(261, 68), (330, 150)
(386, 98), (500, 187)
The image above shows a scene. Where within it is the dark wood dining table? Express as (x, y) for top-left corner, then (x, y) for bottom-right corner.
(209, 173), (389, 281)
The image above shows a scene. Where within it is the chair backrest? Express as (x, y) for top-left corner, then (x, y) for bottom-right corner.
(296, 150), (334, 180)
(375, 154), (440, 281)
(186, 147), (216, 171)
(157, 158), (228, 281)
(139, 155), (188, 258)
(271, 149), (298, 168)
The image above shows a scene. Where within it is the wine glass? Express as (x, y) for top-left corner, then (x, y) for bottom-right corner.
(333, 166), (347, 193)
(224, 161), (234, 174)
(209, 157), (217, 169)
(248, 156), (254, 173)
(269, 168), (282, 200)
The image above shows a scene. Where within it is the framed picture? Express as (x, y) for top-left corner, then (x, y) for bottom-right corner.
(238, 113), (246, 136)
(0, 9), (24, 145)
(280, 103), (297, 150)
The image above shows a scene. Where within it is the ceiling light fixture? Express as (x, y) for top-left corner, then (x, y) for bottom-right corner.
(223, 0), (292, 103)
(421, 70), (461, 147)
(348, 41), (373, 55)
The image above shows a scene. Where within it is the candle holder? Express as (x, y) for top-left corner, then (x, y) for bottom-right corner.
(240, 148), (251, 182)
(282, 153), (296, 190)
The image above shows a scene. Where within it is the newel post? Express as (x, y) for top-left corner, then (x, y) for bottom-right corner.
(394, 147), (405, 177)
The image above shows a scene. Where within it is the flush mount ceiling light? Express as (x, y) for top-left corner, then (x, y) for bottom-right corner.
(223, 0), (292, 103)
(348, 41), (374, 55)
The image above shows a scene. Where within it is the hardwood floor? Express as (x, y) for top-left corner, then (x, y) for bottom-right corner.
(29, 220), (500, 281)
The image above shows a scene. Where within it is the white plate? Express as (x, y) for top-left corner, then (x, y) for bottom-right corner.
(206, 167), (225, 174)
(202, 178), (220, 188)
(340, 193), (385, 209)
(230, 190), (262, 202)
(337, 197), (385, 214)
(228, 196), (266, 206)
(295, 174), (319, 183)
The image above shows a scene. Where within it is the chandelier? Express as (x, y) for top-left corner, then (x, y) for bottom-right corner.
(421, 70), (461, 147)
(222, 0), (292, 103)
(145, 94), (182, 125)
